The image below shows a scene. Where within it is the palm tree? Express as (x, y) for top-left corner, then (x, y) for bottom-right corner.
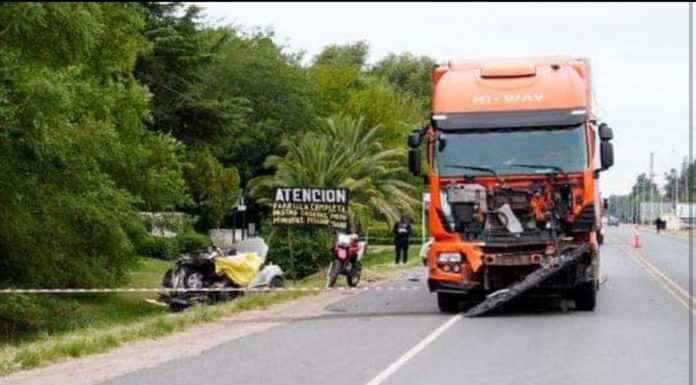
(249, 114), (418, 228)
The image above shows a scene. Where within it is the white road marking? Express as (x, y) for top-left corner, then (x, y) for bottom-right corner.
(364, 313), (462, 385)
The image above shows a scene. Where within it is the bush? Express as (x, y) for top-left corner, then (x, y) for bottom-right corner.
(260, 220), (333, 279)
(137, 237), (179, 260)
(0, 295), (79, 337)
(367, 221), (423, 242)
(137, 232), (211, 260)
(176, 232), (211, 253)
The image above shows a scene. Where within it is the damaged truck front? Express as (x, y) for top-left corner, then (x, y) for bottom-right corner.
(408, 56), (615, 314)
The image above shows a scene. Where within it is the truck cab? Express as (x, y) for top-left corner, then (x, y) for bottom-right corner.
(408, 56), (615, 313)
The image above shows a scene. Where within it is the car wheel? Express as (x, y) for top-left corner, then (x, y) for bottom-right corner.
(269, 276), (284, 288)
(183, 270), (204, 289)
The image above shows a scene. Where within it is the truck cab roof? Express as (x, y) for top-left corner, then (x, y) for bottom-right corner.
(433, 56), (591, 117)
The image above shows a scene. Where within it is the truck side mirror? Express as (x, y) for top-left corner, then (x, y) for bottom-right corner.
(600, 141), (614, 170)
(598, 124), (613, 141)
(408, 132), (421, 148)
(409, 148), (421, 176)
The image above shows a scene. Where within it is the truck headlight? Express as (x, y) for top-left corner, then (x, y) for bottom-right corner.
(437, 252), (462, 263)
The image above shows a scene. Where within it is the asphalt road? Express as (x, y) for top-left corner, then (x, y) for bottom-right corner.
(103, 227), (692, 385)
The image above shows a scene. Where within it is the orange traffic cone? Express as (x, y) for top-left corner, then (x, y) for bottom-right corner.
(633, 224), (641, 248)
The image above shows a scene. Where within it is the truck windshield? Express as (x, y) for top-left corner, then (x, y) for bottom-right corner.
(434, 124), (588, 176)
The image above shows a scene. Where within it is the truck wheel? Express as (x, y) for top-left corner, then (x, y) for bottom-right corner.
(574, 280), (597, 311)
(437, 292), (462, 313)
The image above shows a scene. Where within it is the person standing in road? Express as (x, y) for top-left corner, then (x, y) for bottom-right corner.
(654, 216), (662, 234)
(393, 215), (412, 264)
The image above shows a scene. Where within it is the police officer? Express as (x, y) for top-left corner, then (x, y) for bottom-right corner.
(393, 215), (412, 264)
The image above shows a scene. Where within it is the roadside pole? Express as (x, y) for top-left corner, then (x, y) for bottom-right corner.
(649, 152), (654, 225)
(287, 228), (296, 284)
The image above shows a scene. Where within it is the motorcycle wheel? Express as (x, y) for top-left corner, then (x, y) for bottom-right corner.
(347, 263), (361, 287)
(326, 261), (341, 288)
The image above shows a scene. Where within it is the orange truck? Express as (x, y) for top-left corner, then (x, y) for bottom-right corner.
(407, 56), (614, 314)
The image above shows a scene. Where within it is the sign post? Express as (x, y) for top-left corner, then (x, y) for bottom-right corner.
(271, 187), (350, 281)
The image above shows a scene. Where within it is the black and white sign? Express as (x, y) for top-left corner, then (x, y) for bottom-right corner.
(272, 187), (349, 230)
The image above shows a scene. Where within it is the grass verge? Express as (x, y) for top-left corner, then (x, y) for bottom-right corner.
(0, 247), (420, 376)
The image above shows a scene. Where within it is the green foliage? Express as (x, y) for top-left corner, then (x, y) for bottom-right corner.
(0, 3), (186, 288)
(313, 41), (369, 69)
(135, 3), (249, 153)
(137, 237), (179, 260)
(176, 231), (211, 253)
(0, 2), (434, 290)
(137, 232), (211, 260)
(629, 173), (660, 200)
(184, 150), (240, 230)
(260, 220), (333, 279)
(201, 27), (316, 182)
(250, 114), (419, 229)
(0, 295), (80, 336)
(309, 45), (429, 149)
(368, 221), (423, 241)
(370, 53), (435, 101)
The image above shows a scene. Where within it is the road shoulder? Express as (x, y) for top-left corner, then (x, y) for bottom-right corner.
(0, 267), (421, 385)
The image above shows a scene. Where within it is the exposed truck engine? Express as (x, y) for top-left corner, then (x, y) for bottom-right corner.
(407, 56), (615, 315)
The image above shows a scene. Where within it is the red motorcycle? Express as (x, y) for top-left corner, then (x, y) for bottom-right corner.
(326, 233), (366, 288)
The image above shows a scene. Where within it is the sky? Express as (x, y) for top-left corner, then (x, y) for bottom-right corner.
(195, 2), (690, 196)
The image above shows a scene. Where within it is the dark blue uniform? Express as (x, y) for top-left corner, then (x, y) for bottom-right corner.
(393, 218), (412, 264)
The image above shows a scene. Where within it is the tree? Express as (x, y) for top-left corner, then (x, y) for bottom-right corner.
(249, 114), (419, 227)
(0, 3), (186, 287)
(629, 173), (659, 200)
(309, 43), (429, 150)
(370, 52), (435, 102)
(184, 151), (240, 231)
(663, 168), (679, 204)
(134, 2), (250, 154)
(313, 41), (369, 69)
(203, 27), (317, 182)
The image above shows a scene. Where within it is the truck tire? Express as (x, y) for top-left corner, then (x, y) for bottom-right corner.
(574, 280), (597, 311)
(437, 292), (462, 313)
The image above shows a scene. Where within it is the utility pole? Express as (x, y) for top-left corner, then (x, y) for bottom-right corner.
(649, 152), (654, 225)
(639, 175), (645, 224)
(683, 156), (689, 205)
(675, 168), (679, 209)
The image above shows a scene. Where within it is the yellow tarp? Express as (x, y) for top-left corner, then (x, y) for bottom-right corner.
(214, 252), (262, 286)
